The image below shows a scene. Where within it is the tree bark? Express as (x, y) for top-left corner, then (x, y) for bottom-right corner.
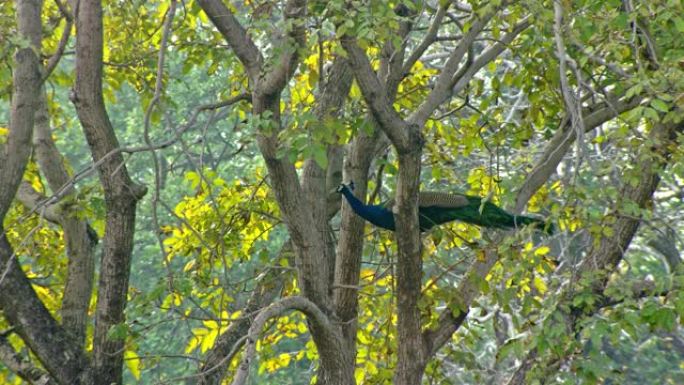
(393, 145), (428, 385)
(0, 333), (58, 385)
(33, 87), (98, 346)
(0, 1), (89, 384)
(72, 0), (146, 383)
(0, 0), (42, 219)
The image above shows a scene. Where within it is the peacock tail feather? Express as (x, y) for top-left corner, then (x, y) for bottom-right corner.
(338, 183), (554, 234)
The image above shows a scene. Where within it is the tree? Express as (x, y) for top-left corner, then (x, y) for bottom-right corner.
(1, 0), (683, 384)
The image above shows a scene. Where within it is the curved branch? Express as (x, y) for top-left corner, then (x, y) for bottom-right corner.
(231, 296), (341, 385)
(196, 244), (291, 385)
(507, 120), (680, 385)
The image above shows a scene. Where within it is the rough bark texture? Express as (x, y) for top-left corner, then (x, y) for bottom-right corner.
(0, 0), (42, 220)
(333, 130), (379, 342)
(0, 235), (88, 385)
(34, 88), (98, 346)
(0, 1), (88, 384)
(0, 333), (58, 385)
(393, 146), (428, 385)
(197, 2), (358, 385)
(72, 0), (146, 383)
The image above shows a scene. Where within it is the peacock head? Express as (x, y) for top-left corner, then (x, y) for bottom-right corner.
(336, 181), (355, 193)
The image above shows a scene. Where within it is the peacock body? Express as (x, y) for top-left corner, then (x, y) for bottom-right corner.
(337, 183), (553, 234)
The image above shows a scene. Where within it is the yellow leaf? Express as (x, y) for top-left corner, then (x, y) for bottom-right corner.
(183, 259), (196, 272)
(201, 329), (218, 353)
(124, 350), (141, 380)
(185, 336), (200, 354)
(534, 246), (550, 256)
(203, 319), (218, 329)
(297, 322), (308, 334)
(278, 352), (291, 367)
(355, 367), (365, 384)
(533, 276), (548, 294)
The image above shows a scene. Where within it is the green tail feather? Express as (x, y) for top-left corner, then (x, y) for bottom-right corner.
(419, 196), (554, 234)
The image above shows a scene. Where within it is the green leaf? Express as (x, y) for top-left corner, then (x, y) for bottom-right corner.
(674, 17), (684, 33)
(312, 145), (328, 169)
(643, 107), (661, 121)
(107, 323), (129, 341)
(650, 99), (669, 113)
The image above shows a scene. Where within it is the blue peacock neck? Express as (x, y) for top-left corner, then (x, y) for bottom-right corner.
(339, 185), (396, 230)
(339, 186), (366, 213)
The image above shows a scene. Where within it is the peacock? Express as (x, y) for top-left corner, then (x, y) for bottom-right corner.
(337, 182), (554, 234)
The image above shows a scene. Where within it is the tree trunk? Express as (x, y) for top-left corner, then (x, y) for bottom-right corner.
(72, 0), (146, 383)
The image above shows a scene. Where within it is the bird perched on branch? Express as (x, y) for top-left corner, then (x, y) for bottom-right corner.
(337, 182), (554, 234)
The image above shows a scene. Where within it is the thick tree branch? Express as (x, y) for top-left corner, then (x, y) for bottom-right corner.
(258, 0), (307, 95)
(393, 147), (427, 385)
(33, 86), (97, 345)
(300, 55), (353, 329)
(401, 4), (448, 79)
(514, 94), (643, 212)
(0, 333), (58, 385)
(0, 0), (42, 220)
(380, 4), (414, 99)
(409, 6), (501, 127)
(334, 125), (384, 344)
(71, 0), (146, 382)
(340, 36), (412, 150)
(0, 234), (88, 385)
(43, 0), (73, 81)
(196, 0), (262, 81)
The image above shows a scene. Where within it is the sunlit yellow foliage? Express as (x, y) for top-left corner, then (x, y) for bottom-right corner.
(466, 166), (502, 202)
(185, 310), (238, 354)
(395, 60), (438, 112)
(163, 167), (278, 271)
(124, 350), (142, 380)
